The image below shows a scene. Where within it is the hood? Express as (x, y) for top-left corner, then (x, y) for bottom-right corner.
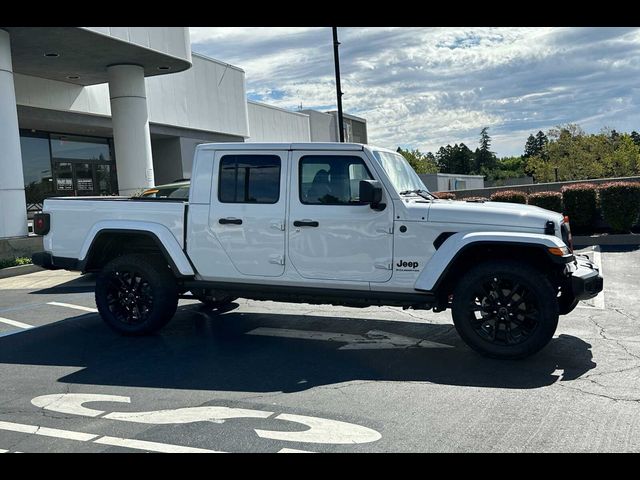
(402, 198), (563, 231)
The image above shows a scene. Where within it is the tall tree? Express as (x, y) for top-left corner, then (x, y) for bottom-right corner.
(523, 134), (538, 158)
(535, 130), (548, 159)
(474, 127), (496, 173)
(630, 131), (640, 147)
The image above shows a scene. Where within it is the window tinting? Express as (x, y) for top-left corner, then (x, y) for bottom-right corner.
(219, 155), (281, 203)
(300, 155), (373, 205)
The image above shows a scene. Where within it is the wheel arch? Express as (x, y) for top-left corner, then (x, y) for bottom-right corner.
(79, 223), (195, 277)
(415, 232), (572, 299)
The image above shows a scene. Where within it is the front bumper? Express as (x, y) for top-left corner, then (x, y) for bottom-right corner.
(570, 254), (603, 300)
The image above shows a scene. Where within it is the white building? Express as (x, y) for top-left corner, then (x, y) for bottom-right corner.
(0, 27), (367, 241)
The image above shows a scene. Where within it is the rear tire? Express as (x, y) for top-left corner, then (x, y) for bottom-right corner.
(451, 260), (559, 359)
(95, 254), (178, 335)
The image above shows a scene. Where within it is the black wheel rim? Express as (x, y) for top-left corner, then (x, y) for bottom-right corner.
(467, 274), (540, 346)
(105, 269), (154, 326)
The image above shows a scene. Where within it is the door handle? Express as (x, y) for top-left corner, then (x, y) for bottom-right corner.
(293, 220), (319, 227)
(219, 218), (243, 225)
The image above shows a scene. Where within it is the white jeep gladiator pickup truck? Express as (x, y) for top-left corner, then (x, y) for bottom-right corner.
(32, 142), (603, 359)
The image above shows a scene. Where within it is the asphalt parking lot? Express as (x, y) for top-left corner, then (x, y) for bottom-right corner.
(0, 246), (639, 453)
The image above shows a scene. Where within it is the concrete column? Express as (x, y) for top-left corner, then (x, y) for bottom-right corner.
(107, 64), (155, 196)
(0, 29), (28, 238)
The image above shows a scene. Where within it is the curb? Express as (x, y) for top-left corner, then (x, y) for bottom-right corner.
(573, 233), (640, 247)
(0, 264), (44, 279)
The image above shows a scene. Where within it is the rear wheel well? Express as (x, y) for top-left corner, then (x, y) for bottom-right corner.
(83, 231), (177, 275)
(434, 243), (564, 304)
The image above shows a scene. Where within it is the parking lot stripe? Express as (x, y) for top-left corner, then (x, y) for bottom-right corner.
(0, 316), (34, 329)
(0, 420), (97, 441)
(94, 436), (223, 453)
(0, 448), (8, 453)
(0, 420), (223, 453)
(592, 246), (605, 309)
(47, 302), (98, 313)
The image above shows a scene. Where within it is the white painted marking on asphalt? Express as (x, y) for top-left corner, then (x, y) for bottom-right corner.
(0, 420), (97, 441)
(32, 394), (131, 418)
(33, 393), (382, 446)
(592, 246), (605, 309)
(247, 327), (452, 350)
(0, 420), (223, 453)
(0, 316), (34, 330)
(255, 413), (382, 444)
(93, 436), (223, 453)
(47, 302), (98, 313)
(105, 407), (273, 424)
(278, 448), (314, 453)
(0, 448), (8, 453)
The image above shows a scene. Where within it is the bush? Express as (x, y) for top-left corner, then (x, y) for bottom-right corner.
(0, 256), (32, 270)
(528, 191), (563, 212)
(489, 190), (528, 204)
(598, 182), (640, 233)
(561, 183), (598, 231)
(433, 191), (456, 200)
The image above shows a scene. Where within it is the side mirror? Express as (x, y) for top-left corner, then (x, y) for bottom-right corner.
(359, 180), (385, 211)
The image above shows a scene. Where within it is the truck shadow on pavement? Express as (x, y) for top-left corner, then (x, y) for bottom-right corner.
(0, 303), (596, 392)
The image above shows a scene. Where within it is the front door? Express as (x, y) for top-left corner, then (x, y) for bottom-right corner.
(209, 150), (288, 277)
(288, 151), (395, 283)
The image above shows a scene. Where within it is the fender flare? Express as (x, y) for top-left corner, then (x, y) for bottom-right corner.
(414, 231), (569, 292)
(78, 220), (195, 277)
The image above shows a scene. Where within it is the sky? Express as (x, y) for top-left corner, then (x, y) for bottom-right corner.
(189, 27), (640, 158)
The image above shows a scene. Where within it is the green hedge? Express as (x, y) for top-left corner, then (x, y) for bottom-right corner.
(528, 191), (563, 212)
(598, 182), (640, 233)
(433, 191), (456, 200)
(561, 183), (598, 231)
(489, 190), (528, 204)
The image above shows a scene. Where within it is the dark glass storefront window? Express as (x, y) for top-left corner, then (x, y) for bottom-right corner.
(20, 131), (118, 211)
(20, 132), (54, 205)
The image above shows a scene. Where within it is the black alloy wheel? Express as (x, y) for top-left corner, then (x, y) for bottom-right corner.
(95, 254), (178, 335)
(452, 260), (559, 359)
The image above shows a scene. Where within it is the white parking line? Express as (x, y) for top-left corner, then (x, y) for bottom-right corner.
(0, 448), (8, 453)
(592, 245), (605, 309)
(94, 436), (222, 453)
(0, 420), (222, 453)
(278, 448), (314, 453)
(47, 302), (98, 313)
(0, 317), (34, 330)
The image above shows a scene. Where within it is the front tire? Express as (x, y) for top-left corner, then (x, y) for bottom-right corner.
(95, 254), (179, 335)
(451, 260), (559, 359)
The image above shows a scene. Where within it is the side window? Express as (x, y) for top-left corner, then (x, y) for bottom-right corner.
(219, 155), (281, 204)
(300, 155), (373, 205)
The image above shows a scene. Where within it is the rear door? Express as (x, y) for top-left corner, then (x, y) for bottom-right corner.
(209, 150), (288, 277)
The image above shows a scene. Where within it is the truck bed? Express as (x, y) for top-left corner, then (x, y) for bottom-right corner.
(42, 196), (187, 261)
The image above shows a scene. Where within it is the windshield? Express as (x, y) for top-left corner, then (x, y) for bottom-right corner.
(371, 150), (428, 194)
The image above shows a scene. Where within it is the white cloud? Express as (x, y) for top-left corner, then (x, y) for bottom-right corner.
(190, 27), (640, 157)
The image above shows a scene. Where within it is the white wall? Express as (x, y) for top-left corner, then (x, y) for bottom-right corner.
(13, 54), (249, 138)
(300, 109), (337, 142)
(81, 27), (191, 63)
(247, 101), (310, 142)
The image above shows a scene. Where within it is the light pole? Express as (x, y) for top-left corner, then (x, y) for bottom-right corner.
(332, 27), (345, 143)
